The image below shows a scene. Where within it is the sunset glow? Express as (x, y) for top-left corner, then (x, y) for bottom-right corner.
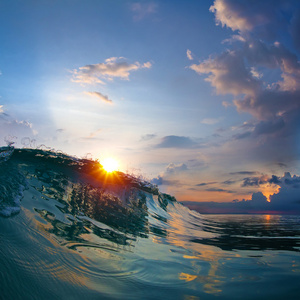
(101, 158), (118, 173)
(1, 0), (300, 214)
(261, 184), (280, 202)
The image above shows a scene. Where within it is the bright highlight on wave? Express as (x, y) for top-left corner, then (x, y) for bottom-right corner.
(101, 157), (119, 172)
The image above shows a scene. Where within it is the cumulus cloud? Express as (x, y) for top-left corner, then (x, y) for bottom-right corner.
(210, 0), (296, 38)
(0, 105), (4, 113)
(190, 0), (300, 163)
(165, 163), (188, 174)
(131, 2), (158, 21)
(0, 119), (37, 147)
(155, 135), (198, 148)
(72, 57), (152, 85)
(151, 162), (188, 186)
(151, 175), (181, 187)
(190, 49), (260, 96)
(85, 91), (113, 104)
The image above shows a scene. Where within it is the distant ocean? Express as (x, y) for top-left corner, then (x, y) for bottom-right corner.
(1, 148), (300, 299)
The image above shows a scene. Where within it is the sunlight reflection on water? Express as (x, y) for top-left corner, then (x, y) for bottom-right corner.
(1, 149), (300, 299)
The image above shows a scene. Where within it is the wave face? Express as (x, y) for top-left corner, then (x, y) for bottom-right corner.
(1, 149), (300, 300)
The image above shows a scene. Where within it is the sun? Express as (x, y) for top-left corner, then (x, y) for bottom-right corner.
(101, 157), (119, 173)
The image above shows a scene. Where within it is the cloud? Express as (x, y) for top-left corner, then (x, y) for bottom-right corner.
(151, 175), (181, 186)
(131, 2), (158, 21)
(140, 133), (157, 141)
(190, 49), (260, 96)
(196, 182), (217, 187)
(72, 57), (152, 85)
(85, 91), (113, 104)
(0, 105), (4, 113)
(155, 135), (198, 148)
(184, 172), (300, 214)
(229, 171), (259, 175)
(241, 174), (270, 187)
(201, 118), (220, 125)
(232, 131), (251, 140)
(222, 34), (246, 44)
(165, 163), (188, 174)
(151, 162), (188, 186)
(222, 101), (232, 108)
(290, 10), (300, 51)
(222, 180), (236, 185)
(210, 0), (297, 38)
(190, 0), (300, 164)
(205, 187), (235, 193)
(253, 119), (285, 135)
(0, 119), (37, 147)
(186, 49), (193, 60)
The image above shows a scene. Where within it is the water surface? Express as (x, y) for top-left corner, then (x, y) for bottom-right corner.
(1, 149), (300, 299)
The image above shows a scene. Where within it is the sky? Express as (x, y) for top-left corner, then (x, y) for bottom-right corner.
(1, 0), (300, 214)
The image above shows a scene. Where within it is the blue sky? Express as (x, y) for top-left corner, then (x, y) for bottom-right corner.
(1, 0), (300, 213)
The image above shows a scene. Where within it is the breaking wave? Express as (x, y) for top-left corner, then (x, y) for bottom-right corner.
(1, 147), (300, 299)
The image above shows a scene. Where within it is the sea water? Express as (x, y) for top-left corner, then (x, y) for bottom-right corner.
(1, 149), (300, 300)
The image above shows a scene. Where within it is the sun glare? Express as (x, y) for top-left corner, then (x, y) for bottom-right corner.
(101, 157), (119, 173)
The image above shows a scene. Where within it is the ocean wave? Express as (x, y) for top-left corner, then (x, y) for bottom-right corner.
(1, 148), (300, 299)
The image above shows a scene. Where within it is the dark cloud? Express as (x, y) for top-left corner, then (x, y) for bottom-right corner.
(140, 134), (157, 141)
(269, 175), (281, 185)
(241, 175), (269, 187)
(232, 131), (252, 140)
(184, 172), (300, 214)
(155, 135), (198, 148)
(183, 192), (269, 214)
(222, 180), (236, 185)
(196, 182), (217, 187)
(205, 187), (235, 193)
(276, 162), (287, 168)
(253, 119), (285, 136)
(229, 171), (259, 175)
(290, 10), (300, 51)
(269, 173), (300, 210)
(241, 173), (298, 187)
